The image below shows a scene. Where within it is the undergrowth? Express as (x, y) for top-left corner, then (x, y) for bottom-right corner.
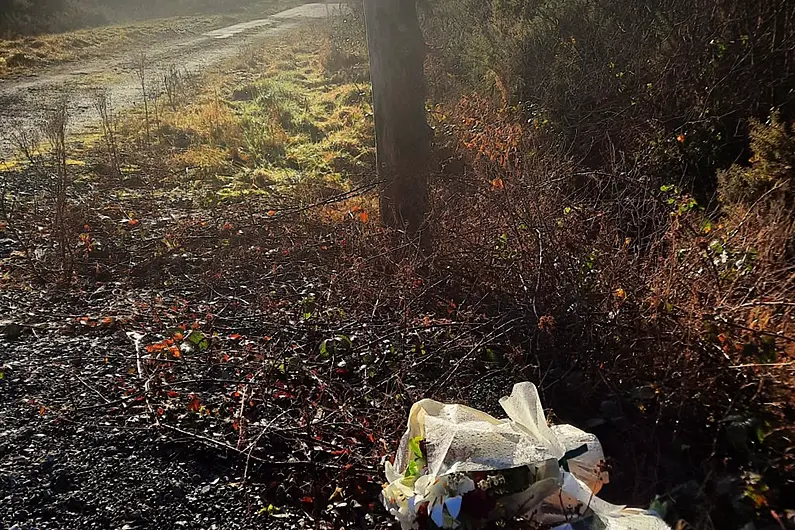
(0, 8), (793, 530)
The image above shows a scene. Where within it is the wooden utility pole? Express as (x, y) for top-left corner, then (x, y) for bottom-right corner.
(363, 0), (432, 236)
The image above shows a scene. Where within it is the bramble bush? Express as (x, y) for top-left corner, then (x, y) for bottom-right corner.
(424, 96), (795, 526)
(423, 0), (795, 199)
(397, 0), (795, 527)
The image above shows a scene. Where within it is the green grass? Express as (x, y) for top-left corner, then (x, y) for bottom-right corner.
(1, 21), (373, 212)
(135, 26), (375, 202)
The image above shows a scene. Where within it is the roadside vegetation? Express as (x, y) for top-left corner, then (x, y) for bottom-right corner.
(0, 0), (301, 78)
(0, 0), (299, 37)
(0, 1), (793, 530)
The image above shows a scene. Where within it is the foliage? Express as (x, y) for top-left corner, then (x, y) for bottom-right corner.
(718, 114), (795, 207)
(428, 86), (795, 528)
(423, 0), (795, 196)
(1, 8), (793, 530)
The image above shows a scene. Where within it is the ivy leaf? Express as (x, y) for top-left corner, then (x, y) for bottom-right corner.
(186, 330), (210, 351)
(404, 459), (420, 478)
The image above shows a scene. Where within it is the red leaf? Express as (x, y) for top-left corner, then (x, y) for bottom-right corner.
(188, 397), (201, 412)
(300, 496), (314, 504)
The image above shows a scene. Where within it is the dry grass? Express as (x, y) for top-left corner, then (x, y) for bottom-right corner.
(114, 24), (375, 203)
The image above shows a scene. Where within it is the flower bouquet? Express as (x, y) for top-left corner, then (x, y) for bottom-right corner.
(381, 382), (670, 530)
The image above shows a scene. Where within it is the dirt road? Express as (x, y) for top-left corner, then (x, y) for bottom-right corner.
(0, 3), (338, 161)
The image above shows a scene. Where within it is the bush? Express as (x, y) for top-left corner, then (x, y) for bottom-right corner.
(719, 114), (795, 208)
(424, 0), (795, 196)
(424, 18), (795, 521)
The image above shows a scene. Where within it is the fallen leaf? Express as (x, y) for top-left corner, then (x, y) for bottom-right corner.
(328, 486), (344, 501)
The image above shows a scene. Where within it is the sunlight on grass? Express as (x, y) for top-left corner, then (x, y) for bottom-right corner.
(137, 23), (375, 203)
(0, 159), (23, 172)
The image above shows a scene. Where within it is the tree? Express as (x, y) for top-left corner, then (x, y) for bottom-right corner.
(363, 0), (432, 237)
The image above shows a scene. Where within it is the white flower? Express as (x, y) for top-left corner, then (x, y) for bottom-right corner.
(413, 474), (475, 528)
(382, 470), (418, 530)
(385, 460), (403, 484)
(389, 501), (418, 530)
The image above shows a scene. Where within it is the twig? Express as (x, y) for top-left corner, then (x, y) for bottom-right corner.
(74, 374), (111, 404)
(160, 423), (339, 469)
(730, 361), (795, 369)
(430, 316), (522, 391)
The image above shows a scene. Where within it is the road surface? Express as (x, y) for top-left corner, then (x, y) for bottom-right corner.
(0, 3), (339, 161)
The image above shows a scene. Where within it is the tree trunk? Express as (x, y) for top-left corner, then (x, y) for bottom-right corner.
(363, 0), (431, 236)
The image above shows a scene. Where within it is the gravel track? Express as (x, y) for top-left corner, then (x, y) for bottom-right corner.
(0, 3), (339, 161)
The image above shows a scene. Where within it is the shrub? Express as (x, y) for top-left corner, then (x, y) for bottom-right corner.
(718, 114), (795, 208)
(424, 0), (795, 196)
(429, 81), (795, 528)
